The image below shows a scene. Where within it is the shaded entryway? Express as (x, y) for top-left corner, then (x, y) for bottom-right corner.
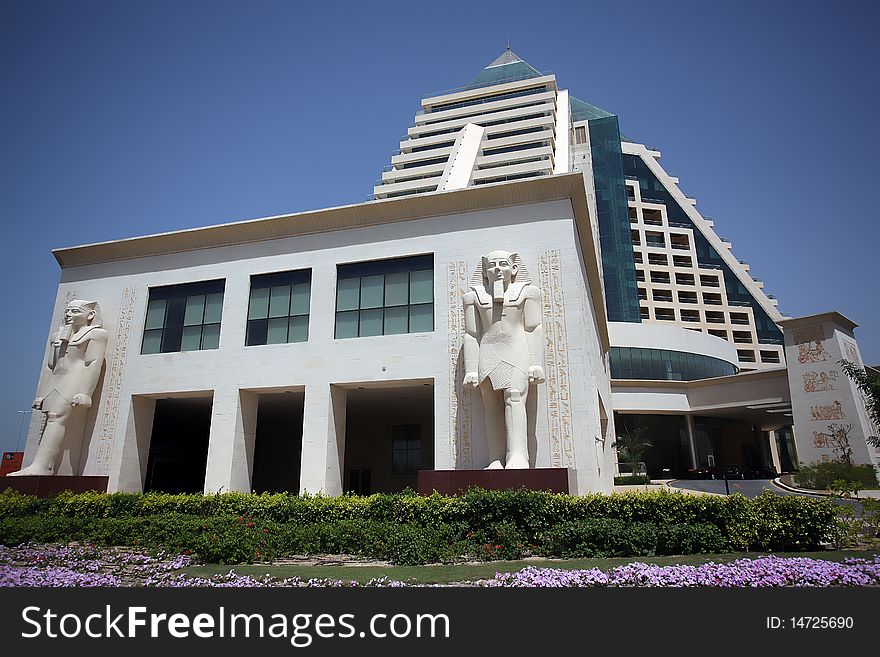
(614, 412), (776, 478)
(144, 397), (212, 493)
(343, 382), (434, 494)
(251, 392), (304, 493)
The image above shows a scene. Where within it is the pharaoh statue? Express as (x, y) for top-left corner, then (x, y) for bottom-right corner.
(463, 250), (545, 469)
(11, 300), (108, 477)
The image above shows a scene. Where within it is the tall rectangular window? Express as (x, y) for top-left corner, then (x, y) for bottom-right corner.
(142, 280), (225, 354)
(246, 270), (311, 346)
(335, 255), (433, 339)
(392, 425), (422, 475)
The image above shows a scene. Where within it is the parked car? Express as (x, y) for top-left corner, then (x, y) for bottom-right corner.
(686, 466), (715, 480)
(721, 465), (749, 480)
(752, 466), (779, 479)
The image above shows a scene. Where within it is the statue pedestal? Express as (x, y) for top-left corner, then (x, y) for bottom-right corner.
(418, 468), (576, 496)
(0, 475), (109, 497)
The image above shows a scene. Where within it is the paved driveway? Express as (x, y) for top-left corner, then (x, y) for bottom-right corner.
(669, 478), (863, 511)
(670, 478), (794, 498)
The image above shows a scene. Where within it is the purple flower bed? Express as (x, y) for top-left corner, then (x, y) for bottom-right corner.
(2, 544), (879, 587)
(483, 556), (880, 588)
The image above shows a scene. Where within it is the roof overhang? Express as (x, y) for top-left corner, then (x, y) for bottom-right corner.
(778, 311), (859, 333)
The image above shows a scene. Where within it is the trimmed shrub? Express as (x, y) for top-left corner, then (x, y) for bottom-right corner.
(794, 462), (879, 490)
(614, 475), (651, 485)
(0, 488), (838, 563)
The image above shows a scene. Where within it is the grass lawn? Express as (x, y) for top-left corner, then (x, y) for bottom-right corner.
(181, 550), (879, 585)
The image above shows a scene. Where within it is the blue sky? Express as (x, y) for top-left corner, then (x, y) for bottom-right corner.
(1, 0), (878, 453)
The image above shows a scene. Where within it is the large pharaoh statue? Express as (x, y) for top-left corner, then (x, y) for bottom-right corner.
(463, 250), (545, 469)
(11, 300), (108, 477)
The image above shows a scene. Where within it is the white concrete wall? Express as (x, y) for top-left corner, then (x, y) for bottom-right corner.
(783, 316), (879, 469)
(609, 321), (739, 365)
(27, 199), (611, 494)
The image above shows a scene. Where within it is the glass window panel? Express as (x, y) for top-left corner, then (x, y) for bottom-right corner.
(407, 448), (421, 473)
(246, 319), (268, 346)
(161, 327), (182, 353)
(204, 293), (224, 324)
(180, 326), (202, 351)
(145, 300), (167, 330)
(384, 272), (409, 306)
(267, 317), (289, 344)
(409, 270), (433, 304)
(337, 278), (360, 311)
(142, 330), (163, 354)
(359, 308), (383, 336)
(392, 451), (407, 475)
(202, 324), (220, 350)
(248, 287), (270, 320)
(409, 304), (433, 333)
(289, 315), (309, 343)
(360, 275), (384, 309)
(268, 285), (291, 318)
(291, 283), (310, 315)
(335, 311), (359, 339)
(183, 295), (205, 326)
(165, 297), (186, 328)
(392, 438), (406, 451)
(384, 306), (408, 335)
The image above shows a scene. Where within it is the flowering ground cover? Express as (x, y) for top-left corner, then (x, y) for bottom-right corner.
(2, 543), (879, 587)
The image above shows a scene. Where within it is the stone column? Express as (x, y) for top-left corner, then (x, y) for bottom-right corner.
(299, 383), (347, 496)
(767, 429), (782, 474)
(110, 395), (155, 492)
(203, 385), (258, 493)
(779, 312), (879, 470)
(684, 414), (698, 469)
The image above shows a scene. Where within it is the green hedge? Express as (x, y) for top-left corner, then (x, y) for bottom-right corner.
(543, 519), (729, 558)
(0, 488), (837, 564)
(794, 461), (880, 490)
(613, 475), (651, 486)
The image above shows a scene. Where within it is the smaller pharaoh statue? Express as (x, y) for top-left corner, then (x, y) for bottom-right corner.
(463, 250), (545, 469)
(11, 300), (108, 476)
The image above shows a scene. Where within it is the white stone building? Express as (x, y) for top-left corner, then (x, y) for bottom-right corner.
(20, 50), (879, 494)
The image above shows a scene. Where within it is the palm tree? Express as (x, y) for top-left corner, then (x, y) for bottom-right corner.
(612, 422), (653, 479)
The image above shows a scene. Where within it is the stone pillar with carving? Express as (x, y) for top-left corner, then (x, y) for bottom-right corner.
(780, 312), (879, 470)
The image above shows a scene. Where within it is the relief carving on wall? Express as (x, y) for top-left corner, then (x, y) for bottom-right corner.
(812, 422), (855, 453)
(797, 341), (828, 364)
(809, 400), (846, 421)
(843, 340), (860, 366)
(447, 261), (472, 468)
(539, 250), (575, 469)
(802, 370), (839, 393)
(96, 287), (137, 471)
(793, 324), (825, 345)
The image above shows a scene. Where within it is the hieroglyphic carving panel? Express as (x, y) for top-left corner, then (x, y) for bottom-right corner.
(96, 287), (136, 471)
(809, 400), (846, 421)
(797, 341), (828, 364)
(793, 324), (825, 345)
(539, 250), (574, 468)
(802, 370), (839, 393)
(447, 261), (471, 468)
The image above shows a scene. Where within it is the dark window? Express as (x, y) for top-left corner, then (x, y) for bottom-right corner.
(392, 425), (422, 475)
(142, 280), (224, 354)
(574, 125), (587, 144)
(246, 270), (311, 346)
(610, 347), (738, 381)
(335, 255), (433, 338)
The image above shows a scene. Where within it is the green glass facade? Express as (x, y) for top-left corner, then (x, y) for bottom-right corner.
(622, 154), (784, 345)
(589, 116), (642, 323)
(610, 347), (738, 381)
